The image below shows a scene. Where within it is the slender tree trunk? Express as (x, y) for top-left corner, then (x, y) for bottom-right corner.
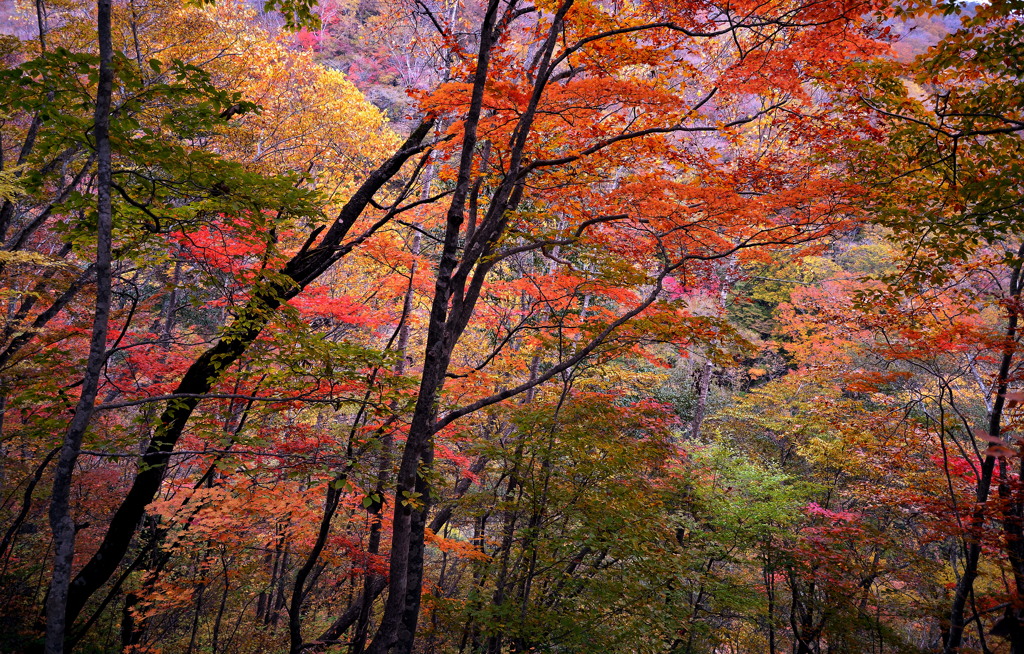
(288, 484), (342, 653)
(44, 2), (114, 651)
(1000, 454), (1024, 652)
(307, 461), (486, 652)
(484, 447), (523, 654)
(293, 233), (424, 652)
(211, 553), (230, 654)
(352, 231), (420, 654)
(186, 582), (205, 654)
(944, 246), (1024, 652)
(1000, 253), (1024, 651)
(365, 4), (501, 650)
(0, 446), (58, 563)
(691, 359), (712, 440)
(119, 592), (141, 653)
(765, 548), (777, 654)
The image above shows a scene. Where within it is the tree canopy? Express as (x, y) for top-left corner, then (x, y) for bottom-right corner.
(1, 0), (1022, 652)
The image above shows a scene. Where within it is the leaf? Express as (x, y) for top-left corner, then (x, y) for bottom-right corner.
(973, 429), (1004, 445)
(984, 444), (1017, 459)
(1003, 391), (1024, 408)
(0, 250), (67, 268)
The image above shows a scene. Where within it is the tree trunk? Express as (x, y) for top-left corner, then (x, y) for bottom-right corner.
(44, 1), (114, 650)
(944, 246), (1024, 653)
(690, 359), (712, 440)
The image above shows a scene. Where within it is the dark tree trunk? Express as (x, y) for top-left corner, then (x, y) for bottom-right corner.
(944, 246), (1024, 653)
(44, 2), (114, 650)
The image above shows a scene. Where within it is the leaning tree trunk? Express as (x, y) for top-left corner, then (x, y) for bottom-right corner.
(61, 119), (437, 635)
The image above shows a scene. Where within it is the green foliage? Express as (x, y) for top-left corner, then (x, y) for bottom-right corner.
(0, 45), (324, 266)
(428, 393), (688, 653)
(857, 0), (1024, 284)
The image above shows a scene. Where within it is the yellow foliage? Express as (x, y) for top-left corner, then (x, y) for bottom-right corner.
(37, 0), (396, 213)
(151, 0), (396, 205)
(0, 250), (69, 268)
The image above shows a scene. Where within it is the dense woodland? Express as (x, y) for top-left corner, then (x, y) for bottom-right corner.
(0, 0), (1021, 652)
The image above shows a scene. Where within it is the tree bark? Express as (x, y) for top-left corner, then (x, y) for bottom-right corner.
(691, 359), (712, 440)
(44, 1), (114, 650)
(944, 245), (1024, 653)
(364, 4), (502, 651)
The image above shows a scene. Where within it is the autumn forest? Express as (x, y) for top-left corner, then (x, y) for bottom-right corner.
(0, 0), (1021, 652)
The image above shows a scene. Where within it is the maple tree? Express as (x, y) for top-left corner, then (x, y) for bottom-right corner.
(848, 0), (1024, 648)
(5, 0), (1022, 652)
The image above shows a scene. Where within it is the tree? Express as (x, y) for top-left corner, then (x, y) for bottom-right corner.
(1, 0), (396, 648)
(353, 0), (886, 650)
(1, 0), (892, 651)
(854, 0), (1024, 647)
